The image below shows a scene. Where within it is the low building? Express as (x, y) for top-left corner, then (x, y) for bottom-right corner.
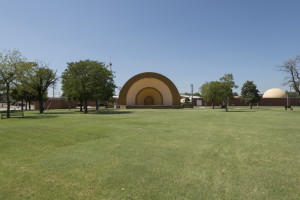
(181, 95), (202, 106)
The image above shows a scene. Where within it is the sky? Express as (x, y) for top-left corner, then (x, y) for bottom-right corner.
(1, 0), (300, 96)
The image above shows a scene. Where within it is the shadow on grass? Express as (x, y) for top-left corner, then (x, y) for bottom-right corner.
(89, 110), (133, 115)
(227, 110), (254, 112)
(23, 115), (59, 119)
(42, 110), (81, 115)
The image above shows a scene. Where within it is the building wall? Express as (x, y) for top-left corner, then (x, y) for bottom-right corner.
(87, 100), (111, 106)
(126, 78), (173, 105)
(197, 97), (300, 107)
(259, 98), (300, 106)
(136, 87), (163, 105)
(34, 98), (77, 109)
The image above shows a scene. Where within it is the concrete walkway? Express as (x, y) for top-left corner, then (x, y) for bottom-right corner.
(0, 105), (35, 111)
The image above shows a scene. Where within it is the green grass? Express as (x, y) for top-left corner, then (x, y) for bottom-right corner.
(0, 107), (299, 199)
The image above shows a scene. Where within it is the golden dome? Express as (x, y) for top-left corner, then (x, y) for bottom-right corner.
(263, 88), (286, 98)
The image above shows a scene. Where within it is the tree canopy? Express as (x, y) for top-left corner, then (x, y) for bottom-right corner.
(13, 62), (39, 110)
(219, 73), (238, 89)
(200, 74), (236, 111)
(0, 49), (24, 117)
(240, 81), (261, 109)
(200, 81), (221, 109)
(21, 62), (58, 113)
(61, 60), (116, 113)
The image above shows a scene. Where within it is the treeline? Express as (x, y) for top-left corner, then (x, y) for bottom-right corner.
(200, 74), (260, 111)
(0, 49), (116, 117)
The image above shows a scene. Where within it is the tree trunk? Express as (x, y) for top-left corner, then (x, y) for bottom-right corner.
(96, 99), (99, 111)
(29, 101), (31, 111)
(225, 100), (229, 112)
(249, 102), (253, 109)
(68, 102), (71, 110)
(84, 98), (88, 114)
(6, 86), (10, 118)
(39, 98), (44, 113)
(21, 99), (24, 111)
(25, 101), (28, 110)
(212, 102), (214, 109)
(80, 99), (83, 112)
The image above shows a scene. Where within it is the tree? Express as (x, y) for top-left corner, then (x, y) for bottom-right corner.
(22, 63), (58, 113)
(61, 60), (116, 114)
(15, 62), (39, 111)
(219, 74), (237, 112)
(184, 97), (190, 104)
(89, 61), (115, 110)
(61, 63), (83, 111)
(200, 81), (221, 109)
(184, 92), (200, 96)
(62, 60), (90, 113)
(219, 82), (233, 112)
(0, 49), (24, 118)
(219, 73), (238, 89)
(286, 91), (300, 98)
(240, 81), (261, 109)
(11, 85), (25, 110)
(278, 55), (300, 95)
(11, 82), (37, 111)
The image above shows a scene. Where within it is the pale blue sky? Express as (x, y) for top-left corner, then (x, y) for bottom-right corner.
(1, 0), (299, 95)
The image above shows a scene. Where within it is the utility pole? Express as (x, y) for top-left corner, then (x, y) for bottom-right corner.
(190, 83), (194, 106)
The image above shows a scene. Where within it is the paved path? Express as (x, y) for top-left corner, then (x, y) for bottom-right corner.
(0, 106), (35, 110)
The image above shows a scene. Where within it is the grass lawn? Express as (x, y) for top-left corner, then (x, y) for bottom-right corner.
(0, 107), (299, 199)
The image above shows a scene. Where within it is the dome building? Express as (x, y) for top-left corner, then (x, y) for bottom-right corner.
(263, 88), (286, 98)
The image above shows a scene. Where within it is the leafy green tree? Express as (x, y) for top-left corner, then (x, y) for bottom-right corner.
(183, 92), (201, 96)
(0, 49), (24, 118)
(219, 73), (238, 89)
(11, 82), (37, 111)
(11, 85), (25, 110)
(61, 61), (84, 111)
(240, 81), (261, 109)
(219, 82), (233, 112)
(200, 82), (210, 107)
(22, 63), (58, 113)
(219, 74), (236, 111)
(193, 92), (201, 97)
(200, 81), (221, 109)
(15, 62), (39, 111)
(89, 61), (115, 110)
(61, 60), (116, 113)
(184, 97), (190, 104)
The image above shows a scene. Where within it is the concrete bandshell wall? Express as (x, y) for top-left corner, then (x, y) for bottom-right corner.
(126, 78), (172, 105)
(136, 87), (163, 105)
(118, 72), (181, 106)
